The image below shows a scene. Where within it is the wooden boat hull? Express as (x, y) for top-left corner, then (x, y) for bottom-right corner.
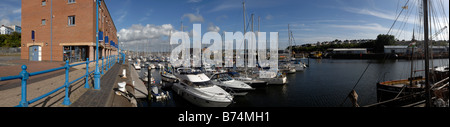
(376, 78), (425, 103)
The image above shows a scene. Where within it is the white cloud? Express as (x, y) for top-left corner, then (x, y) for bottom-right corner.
(116, 11), (128, 23)
(0, 18), (20, 26)
(265, 14), (273, 20)
(344, 7), (395, 21)
(118, 24), (175, 42)
(207, 23), (220, 32)
(118, 24), (179, 52)
(342, 7), (420, 25)
(182, 13), (204, 23)
(329, 23), (389, 32)
(12, 8), (21, 14)
(0, 19), (11, 26)
(0, 4), (21, 26)
(208, 4), (241, 13)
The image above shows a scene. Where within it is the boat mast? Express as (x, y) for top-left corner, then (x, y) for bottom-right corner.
(243, 1), (246, 34)
(410, 30), (415, 87)
(288, 24), (292, 60)
(258, 16), (260, 33)
(243, 1), (248, 77)
(422, 0), (431, 107)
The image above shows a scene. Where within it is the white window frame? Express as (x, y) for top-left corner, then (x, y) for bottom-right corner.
(68, 0), (76, 4)
(68, 16), (75, 26)
(41, 19), (46, 25)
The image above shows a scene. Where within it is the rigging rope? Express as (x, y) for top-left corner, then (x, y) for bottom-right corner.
(340, 62), (372, 107)
(387, 0), (411, 35)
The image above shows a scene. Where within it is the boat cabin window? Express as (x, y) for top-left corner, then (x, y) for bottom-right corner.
(182, 79), (214, 88)
(213, 74), (233, 81)
(192, 81), (214, 88)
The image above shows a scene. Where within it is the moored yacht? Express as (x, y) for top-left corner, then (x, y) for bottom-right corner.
(133, 59), (141, 70)
(292, 59), (306, 71)
(172, 68), (233, 107)
(209, 72), (255, 94)
(256, 70), (287, 85)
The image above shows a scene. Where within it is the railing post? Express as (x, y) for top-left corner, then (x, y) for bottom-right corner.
(106, 56), (109, 71)
(109, 56), (112, 68)
(18, 65), (29, 107)
(111, 55), (113, 67)
(101, 58), (104, 74)
(62, 60), (71, 106)
(122, 53), (125, 65)
(109, 56), (111, 67)
(85, 58), (90, 89)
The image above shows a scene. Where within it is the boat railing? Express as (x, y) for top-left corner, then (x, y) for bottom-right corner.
(365, 77), (449, 107)
(431, 77), (449, 90)
(363, 91), (426, 107)
(0, 54), (125, 107)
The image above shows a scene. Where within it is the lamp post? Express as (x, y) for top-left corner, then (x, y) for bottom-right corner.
(93, 0), (102, 90)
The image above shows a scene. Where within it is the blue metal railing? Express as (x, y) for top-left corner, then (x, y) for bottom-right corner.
(0, 54), (122, 107)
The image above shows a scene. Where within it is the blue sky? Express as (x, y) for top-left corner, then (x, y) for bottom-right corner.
(1, 0), (448, 51)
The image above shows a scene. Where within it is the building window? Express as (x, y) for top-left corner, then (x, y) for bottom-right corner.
(68, 0), (75, 4)
(42, 0), (46, 6)
(68, 16), (75, 26)
(41, 19), (46, 25)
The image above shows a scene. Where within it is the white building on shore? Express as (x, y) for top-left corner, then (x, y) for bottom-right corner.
(0, 25), (14, 35)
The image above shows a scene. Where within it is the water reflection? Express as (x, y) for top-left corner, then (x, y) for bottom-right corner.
(138, 58), (448, 107)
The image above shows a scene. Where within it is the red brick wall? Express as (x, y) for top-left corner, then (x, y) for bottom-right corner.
(21, 0), (117, 61)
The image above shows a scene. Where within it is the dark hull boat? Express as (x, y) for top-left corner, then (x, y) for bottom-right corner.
(376, 77), (426, 104)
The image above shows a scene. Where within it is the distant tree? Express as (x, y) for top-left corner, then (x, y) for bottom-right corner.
(0, 32), (21, 47)
(0, 35), (5, 47)
(375, 34), (395, 53)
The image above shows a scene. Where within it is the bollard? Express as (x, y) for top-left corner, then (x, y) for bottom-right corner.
(18, 65), (29, 107)
(85, 58), (90, 89)
(101, 58), (104, 74)
(62, 60), (72, 106)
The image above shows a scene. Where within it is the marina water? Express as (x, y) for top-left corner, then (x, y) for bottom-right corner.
(138, 58), (449, 107)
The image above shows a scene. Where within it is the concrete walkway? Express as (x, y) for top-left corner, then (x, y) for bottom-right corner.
(71, 63), (125, 107)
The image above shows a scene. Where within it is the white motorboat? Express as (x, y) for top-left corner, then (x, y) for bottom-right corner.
(157, 63), (164, 69)
(292, 60), (306, 71)
(133, 59), (141, 70)
(279, 61), (296, 74)
(161, 71), (178, 83)
(229, 72), (267, 86)
(149, 64), (156, 69)
(141, 70), (149, 82)
(209, 72), (255, 93)
(172, 68), (233, 107)
(257, 71), (287, 85)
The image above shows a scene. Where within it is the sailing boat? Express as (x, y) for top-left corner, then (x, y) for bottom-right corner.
(375, 0), (449, 106)
(376, 31), (426, 102)
(287, 25), (306, 72)
(232, 1), (268, 85)
(280, 24), (298, 74)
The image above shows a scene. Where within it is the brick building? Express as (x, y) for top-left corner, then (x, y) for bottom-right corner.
(21, 0), (118, 62)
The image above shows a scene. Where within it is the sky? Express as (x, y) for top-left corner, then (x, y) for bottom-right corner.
(1, 0), (449, 51)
